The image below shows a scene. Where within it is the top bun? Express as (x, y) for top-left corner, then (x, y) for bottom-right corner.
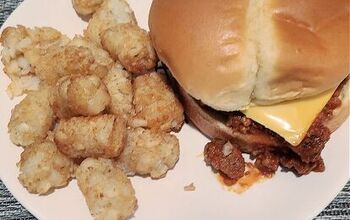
(149, 0), (349, 111)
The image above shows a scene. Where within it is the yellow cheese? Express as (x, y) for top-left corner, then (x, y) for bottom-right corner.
(242, 89), (336, 146)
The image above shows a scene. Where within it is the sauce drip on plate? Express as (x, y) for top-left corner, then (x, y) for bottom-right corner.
(217, 163), (271, 194)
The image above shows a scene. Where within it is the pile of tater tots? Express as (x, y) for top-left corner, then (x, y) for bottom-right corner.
(0, 0), (185, 219)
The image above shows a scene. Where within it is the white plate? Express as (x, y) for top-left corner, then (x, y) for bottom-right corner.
(0, 1), (349, 220)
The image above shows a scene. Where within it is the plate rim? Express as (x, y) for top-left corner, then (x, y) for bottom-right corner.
(0, 1), (349, 220)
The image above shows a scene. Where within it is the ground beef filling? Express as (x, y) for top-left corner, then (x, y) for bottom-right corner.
(292, 88), (342, 162)
(206, 78), (347, 177)
(225, 113), (329, 176)
(254, 152), (279, 175)
(204, 140), (245, 182)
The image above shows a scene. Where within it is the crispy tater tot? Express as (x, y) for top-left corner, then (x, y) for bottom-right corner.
(33, 45), (95, 85)
(0, 26), (69, 97)
(0, 26), (69, 79)
(53, 75), (110, 118)
(76, 158), (137, 220)
(34, 43), (114, 85)
(72, 0), (104, 16)
(68, 74), (110, 116)
(8, 87), (55, 147)
(68, 36), (114, 78)
(101, 23), (157, 75)
(18, 140), (74, 195)
(5, 76), (40, 98)
(117, 128), (180, 179)
(52, 76), (77, 119)
(131, 72), (185, 132)
(54, 115), (126, 159)
(84, 0), (136, 46)
(103, 64), (133, 121)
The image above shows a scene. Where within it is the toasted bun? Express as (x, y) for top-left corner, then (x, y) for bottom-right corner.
(149, 0), (349, 111)
(180, 80), (349, 148)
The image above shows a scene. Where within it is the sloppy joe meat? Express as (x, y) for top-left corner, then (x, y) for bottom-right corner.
(221, 77), (347, 176)
(204, 140), (245, 183)
(204, 88), (343, 177)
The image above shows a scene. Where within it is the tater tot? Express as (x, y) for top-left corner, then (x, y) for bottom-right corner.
(0, 26), (69, 80)
(8, 87), (55, 147)
(76, 158), (137, 220)
(68, 74), (111, 116)
(72, 0), (104, 16)
(103, 64), (133, 121)
(33, 45), (97, 85)
(131, 72), (185, 132)
(54, 115), (126, 159)
(32, 37), (113, 85)
(84, 0), (136, 46)
(68, 36), (114, 78)
(117, 128), (180, 179)
(0, 26), (69, 97)
(18, 140), (74, 194)
(52, 76), (76, 119)
(53, 75), (110, 118)
(101, 23), (158, 75)
(0, 26), (36, 95)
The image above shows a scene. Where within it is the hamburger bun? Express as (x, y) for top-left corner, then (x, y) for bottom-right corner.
(149, 0), (349, 111)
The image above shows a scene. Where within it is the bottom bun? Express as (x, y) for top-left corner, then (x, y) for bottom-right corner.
(178, 87), (282, 149)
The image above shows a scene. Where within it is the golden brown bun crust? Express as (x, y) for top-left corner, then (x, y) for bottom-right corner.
(149, 0), (257, 111)
(254, 0), (350, 104)
(149, 0), (349, 111)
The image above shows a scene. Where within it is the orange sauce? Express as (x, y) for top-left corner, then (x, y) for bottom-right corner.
(217, 163), (271, 194)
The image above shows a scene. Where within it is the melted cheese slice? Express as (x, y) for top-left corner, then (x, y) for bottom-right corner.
(242, 89), (336, 146)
